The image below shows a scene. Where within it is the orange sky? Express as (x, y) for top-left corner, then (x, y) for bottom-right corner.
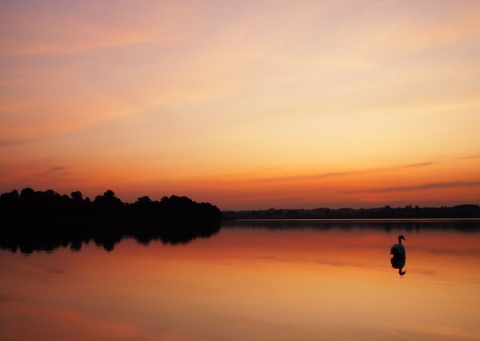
(1, 0), (480, 209)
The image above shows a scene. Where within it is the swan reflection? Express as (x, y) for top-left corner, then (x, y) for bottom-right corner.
(391, 254), (406, 276)
(390, 235), (406, 276)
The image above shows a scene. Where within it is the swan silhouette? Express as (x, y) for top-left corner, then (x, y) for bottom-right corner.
(390, 235), (406, 257)
(390, 235), (406, 276)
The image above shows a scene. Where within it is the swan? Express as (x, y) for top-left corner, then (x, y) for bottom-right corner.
(390, 235), (406, 257)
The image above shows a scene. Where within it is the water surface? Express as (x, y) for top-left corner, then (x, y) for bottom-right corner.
(1, 220), (479, 340)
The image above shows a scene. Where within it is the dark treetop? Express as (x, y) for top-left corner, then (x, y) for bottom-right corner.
(0, 188), (222, 254)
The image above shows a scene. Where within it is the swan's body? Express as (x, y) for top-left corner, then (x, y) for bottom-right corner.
(390, 235), (406, 257)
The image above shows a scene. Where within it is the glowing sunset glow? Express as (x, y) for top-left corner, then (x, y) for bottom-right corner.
(1, 0), (480, 209)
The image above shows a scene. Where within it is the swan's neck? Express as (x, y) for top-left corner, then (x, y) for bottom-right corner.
(398, 237), (403, 244)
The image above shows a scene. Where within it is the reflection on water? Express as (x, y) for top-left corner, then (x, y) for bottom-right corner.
(0, 221), (221, 254)
(1, 220), (480, 340)
(391, 254), (406, 276)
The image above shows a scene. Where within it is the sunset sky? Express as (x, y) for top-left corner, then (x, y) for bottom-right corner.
(1, 0), (480, 210)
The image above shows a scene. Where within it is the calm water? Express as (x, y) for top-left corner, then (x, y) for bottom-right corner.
(1, 220), (480, 340)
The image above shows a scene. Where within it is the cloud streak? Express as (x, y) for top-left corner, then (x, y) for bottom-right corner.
(232, 161), (438, 184)
(345, 181), (480, 194)
(0, 139), (27, 148)
(0, 1), (185, 56)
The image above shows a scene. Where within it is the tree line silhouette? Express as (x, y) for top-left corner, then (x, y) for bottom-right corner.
(0, 188), (222, 254)
(222, 204), (480, 220)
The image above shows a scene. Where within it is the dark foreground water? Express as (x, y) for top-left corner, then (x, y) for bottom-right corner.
(1, 220), (479, 340)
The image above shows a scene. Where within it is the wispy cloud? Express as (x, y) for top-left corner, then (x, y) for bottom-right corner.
(46, 166), (69, 174)
(236, 161), (438, 184)
(231, 155), (480, 185)
(34, 165), (71, 178)
(453, 154), (480, 161)
(0, 138), (30, 148)
(345, 181), (480, 194)
(403, 162), (437, 168)
(0, 14), (148, 56)
(0, 2), (184, 56)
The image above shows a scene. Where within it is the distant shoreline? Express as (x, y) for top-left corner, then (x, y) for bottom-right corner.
(222, 205), (480, 220)
(221, 217), (480, 232)
(229, 218), (480, 222)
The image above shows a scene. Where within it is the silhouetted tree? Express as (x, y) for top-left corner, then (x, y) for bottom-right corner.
(71, 191), (83, 201)
(0, 188), (222, 254)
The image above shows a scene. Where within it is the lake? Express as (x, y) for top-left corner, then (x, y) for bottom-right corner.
(1, 220), (479, 340)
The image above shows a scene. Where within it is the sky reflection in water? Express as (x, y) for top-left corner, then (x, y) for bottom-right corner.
(1, 221), (479, 340)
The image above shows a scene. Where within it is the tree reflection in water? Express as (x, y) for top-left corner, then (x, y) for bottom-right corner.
(0, 221), (222, 254)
